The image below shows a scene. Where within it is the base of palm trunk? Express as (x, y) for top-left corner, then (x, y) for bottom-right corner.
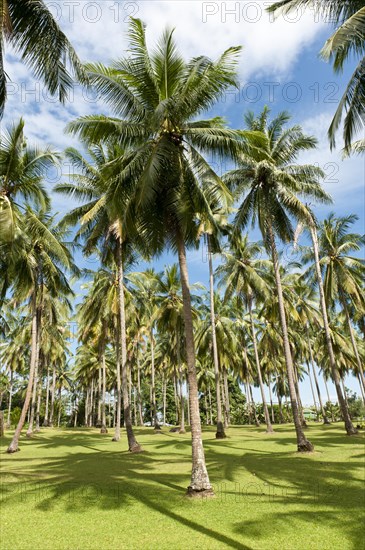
(215, 430), (226, 439)
(179, 428), (186, 434)
(346, 427), (358, 436)
(129, 442), (143, 453)
(186, 487), (215, 498)
(255, 421), (260, 427)
(301, 421), (308, 429)
(154, 425), (162, 432)
(100, 426), (108, 434)
(7, 442), (20, 453)
(265, 428), (275, 434)
(297, 439), (314, 452)
(26, 431), (33, 438)
(323, 418), (331, 425)
(35, 428), (41, 433)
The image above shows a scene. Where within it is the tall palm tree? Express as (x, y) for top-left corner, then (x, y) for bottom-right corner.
(217, 234), (274, 433)
(68, 18), (242, 495)
(7, 208), (74, 452)
(0, 0), (85, 116)
(224, 107), (332, 452)
(268, 0), (365, 149)
(56, 144), (142, 451)
(317, 214), (365, 394)
(128, 269), (161, 430)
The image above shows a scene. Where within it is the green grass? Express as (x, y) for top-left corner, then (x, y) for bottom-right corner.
(0, 424), (364, 550)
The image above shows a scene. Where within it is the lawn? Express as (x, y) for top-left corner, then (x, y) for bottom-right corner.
(0, 424), (364, 550)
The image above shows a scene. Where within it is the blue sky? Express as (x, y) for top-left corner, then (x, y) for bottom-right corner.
(3, 1), (364, 404)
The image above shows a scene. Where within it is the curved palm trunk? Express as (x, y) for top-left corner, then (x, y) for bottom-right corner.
(208, 384), (213, 425)
(150, 328), (160, 430)
(309, 221), (357, 435)
(116, 242), (142, 452)
(248, 297), (273, 433)
(7, 291), (38, 453)
(307, 364), (318, 417)
(207, 235), (226, 438)
(268, 221), (313, 451)
(6, 368), (13, 428)
(177, 232), (213, 495)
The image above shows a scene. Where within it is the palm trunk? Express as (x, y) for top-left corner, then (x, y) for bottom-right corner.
(150, 327), (160, 430)
(173, 368), (179, 425)
(116, 241), (141, 452)
(309, 220), (356, 435)
(268, 220), (313, 451)
(293, 365), (307, 428)
(57, 387), (62, 427)
(249, 382), (260, 426)
(26, 307), (41, 438)
(43, 365), (50, 426)
(245, 383), (252, 424)
(307, 364), (318, 417)
(35, 371), (42, 432)
(207, 234), (226, 438)
(137, 349), (143, 426)
(49, 364), (56, 427)
(112, 318), (122, 441)
(177, 231), (212, 495)
(163, 374), (166, 426)
(7, 291), (39, 453)
(278, 394), (284, 423)
(268, 380), (275, 424)
(177, 337), (186, 434)
(208, 384), (213, 425)
(100, 345), (108, 434)
(307, 326), (330, 424)
(341, 293), (365, 399)
(248, 297), (273, 433)
(97, 365), (102, 427)
(6, 369), (13, 428)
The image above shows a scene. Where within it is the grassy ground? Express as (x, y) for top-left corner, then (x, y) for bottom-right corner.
(0, 424), (364, 550)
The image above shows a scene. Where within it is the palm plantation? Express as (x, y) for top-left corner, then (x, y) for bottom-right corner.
(0, 12), (364, 550)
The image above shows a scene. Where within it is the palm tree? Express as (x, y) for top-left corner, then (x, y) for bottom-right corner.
(128, 269), (161, 430)
(7, 208), (74, 452)
(268, 0), (365, 149)
(318, 214), (365, 395)
(224, 107), (332, 452)
(300, 214), (358, 434)
(56, 144), (142, 451)
(0, 0), (85, 116)
(68, 18), (242, 495)
(217, 234), (274, 433)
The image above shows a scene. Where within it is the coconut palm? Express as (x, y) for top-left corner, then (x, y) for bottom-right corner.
(127, 269), (161, 430)
(224, 107), (333, 451)
(56, 144), (142, 451)
(317, 214), (365, 391)
(268, 0), (365, 149)
(217, 234), (274, 432)
(67, 18), (242, 494)
(0, 0), (85, 116)
(7, 208), (74, 452)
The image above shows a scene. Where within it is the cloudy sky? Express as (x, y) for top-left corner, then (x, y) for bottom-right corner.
(3, 1), (364, 402)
